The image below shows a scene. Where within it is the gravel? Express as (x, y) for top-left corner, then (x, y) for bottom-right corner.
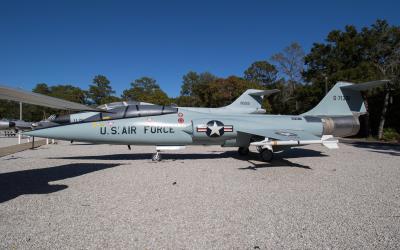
(0, 136), (45, 148)
(0, 137), (24, 148)
(0, 141), (399, 249)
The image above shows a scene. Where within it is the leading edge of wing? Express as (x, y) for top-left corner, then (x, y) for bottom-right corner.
(237, 128), (321, 141)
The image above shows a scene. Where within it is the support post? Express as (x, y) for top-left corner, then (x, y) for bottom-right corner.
(18, 102), (22, 144)
(19, 102), (22, 120)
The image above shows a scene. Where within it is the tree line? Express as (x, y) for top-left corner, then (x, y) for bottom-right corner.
(0, 20), (399, 140)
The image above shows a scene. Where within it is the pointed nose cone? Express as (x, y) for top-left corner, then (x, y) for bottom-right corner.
(23, 128), (54, 138)
(24, 125), (72, 138)
(23, 122), (95, 141)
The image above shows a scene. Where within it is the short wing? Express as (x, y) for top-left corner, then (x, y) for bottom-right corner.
(237, 128), (338, 149)
(340, 80), (389, 91)
(237, 128), (321, 141)
(0, 85), (100, 111)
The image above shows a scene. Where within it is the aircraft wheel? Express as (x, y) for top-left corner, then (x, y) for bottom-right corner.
(152, 152), (162, 161)
(260, 149), (273, 162)
(238, 147), (249, 156)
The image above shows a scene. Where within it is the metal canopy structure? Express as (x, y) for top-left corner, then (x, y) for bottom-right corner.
(0, 85), (99, 111)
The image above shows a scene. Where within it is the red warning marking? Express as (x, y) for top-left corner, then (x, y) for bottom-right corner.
(223, 125), (233, 132)
(178, 118), (184, 123)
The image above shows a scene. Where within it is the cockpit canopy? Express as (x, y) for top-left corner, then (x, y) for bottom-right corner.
(97, 101), (154, 110)
(83, 105), (178, 122)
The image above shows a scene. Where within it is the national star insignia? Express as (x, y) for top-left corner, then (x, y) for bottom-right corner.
(208, 121), (223, 136)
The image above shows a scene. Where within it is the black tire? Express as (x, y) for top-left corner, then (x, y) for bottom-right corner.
(260, 149), (273, 162)
(238, 147), (250, 156)
(256, 146), (263, 153)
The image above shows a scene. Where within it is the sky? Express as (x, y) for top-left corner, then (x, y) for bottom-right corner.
(0, 0), (399, 97)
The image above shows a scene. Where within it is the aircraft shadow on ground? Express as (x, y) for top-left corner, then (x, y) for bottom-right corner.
(49, 153), (231, 161)
(49, 148), (325, 169)
(342, 141), (400, 156)
(235, 151), (314, 170)
(0, 163), (119, 203)
(238, 160), (311, 170)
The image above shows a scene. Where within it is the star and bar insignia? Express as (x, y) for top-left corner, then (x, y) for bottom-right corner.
(196, 120), (233, 137)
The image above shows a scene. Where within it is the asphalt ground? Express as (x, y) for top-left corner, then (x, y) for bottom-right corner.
(0, 141), (399, 249)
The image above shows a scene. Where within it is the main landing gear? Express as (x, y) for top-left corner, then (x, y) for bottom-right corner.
(238, 146), (274, 162)
(238, 147), (250, 156)
(260, 148), (273, 162)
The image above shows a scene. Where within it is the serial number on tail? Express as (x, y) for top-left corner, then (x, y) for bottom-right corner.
(333, 95), (350, 101)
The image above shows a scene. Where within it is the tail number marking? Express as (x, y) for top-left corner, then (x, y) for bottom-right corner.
(333, 95), (350, 101)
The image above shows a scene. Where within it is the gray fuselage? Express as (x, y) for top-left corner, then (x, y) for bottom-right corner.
(27, 109), (324, 147)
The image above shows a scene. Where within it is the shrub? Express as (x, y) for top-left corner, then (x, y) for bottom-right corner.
(382, 128), (400, 142)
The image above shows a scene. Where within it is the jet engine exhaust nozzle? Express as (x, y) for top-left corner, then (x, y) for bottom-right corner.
(321, 116), (360, 137)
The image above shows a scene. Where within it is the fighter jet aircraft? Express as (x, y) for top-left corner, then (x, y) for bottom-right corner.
(0, 85), (278, 131)
(22, 80), (388, 162)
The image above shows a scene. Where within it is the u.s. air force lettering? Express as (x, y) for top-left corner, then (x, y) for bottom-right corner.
(100, 126), (137, 135)
(144, 126), (174, 134)
(99, 125), (175, 135)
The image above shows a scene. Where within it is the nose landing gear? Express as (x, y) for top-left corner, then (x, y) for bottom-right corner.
(152, 151), (162, 161)
(151, 146), (186, 162)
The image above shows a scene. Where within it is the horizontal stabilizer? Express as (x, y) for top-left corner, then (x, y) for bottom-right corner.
(321, 135), (339, 149)
(340, 80), (389, 91)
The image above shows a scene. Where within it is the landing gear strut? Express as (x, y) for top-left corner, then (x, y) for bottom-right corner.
(238, 147), (250, 156)
(260, 148), (273, 162)
(152, 151), (162, 161)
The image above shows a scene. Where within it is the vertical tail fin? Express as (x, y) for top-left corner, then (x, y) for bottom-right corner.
(302, 80), (388, 116)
